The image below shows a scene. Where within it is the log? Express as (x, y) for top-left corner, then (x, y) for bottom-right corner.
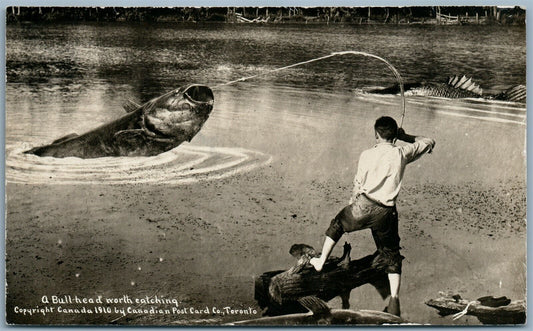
(254, 243), (391, 316)
(425, 293), (526, 325)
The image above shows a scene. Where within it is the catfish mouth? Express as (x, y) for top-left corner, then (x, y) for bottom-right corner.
(183, 84), (214, 106)
(184, 85), (215, 117)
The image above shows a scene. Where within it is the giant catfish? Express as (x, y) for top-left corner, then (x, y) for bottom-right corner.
(25, 84), (214, 158)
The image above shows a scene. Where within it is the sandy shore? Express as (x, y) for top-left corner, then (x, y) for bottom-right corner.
(5, 87), (526, 325)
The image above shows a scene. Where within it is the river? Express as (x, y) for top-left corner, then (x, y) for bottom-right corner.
(6, 22), (526, 184)
(5, 22), (527, 325)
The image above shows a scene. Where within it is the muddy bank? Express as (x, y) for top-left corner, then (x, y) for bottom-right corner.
(5, 170), (525, 325)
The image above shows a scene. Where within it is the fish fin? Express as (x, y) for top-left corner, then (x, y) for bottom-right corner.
(447, 75), (483, 96)
(451, 75), (466, 89)
(457, 75), (469, 87)
(456, 76), (471, 89)
(113, 129), (147, 144)
(492, 85), (526, 102)
(465, 81), (476, 92)
(297, 296), (331, 317)
(504, 85), (526, 102)
(52, 133), (79, 144)
(122, 99), (141, 113)
(449, 75), (460, 86)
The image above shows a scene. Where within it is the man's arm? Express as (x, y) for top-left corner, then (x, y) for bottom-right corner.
(349, 153), (366, 204)
(349, 177), (361, 204)
(397, 128), (436, 162)
(397, 128), (435, 146)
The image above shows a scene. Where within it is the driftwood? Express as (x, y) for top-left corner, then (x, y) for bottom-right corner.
(228, 295), (406, 325)
(255, 243), (391, 316)
(425, 292), (526, 325)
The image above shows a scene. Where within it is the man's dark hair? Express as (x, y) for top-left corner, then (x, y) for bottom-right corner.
(374, 116), (398, 141)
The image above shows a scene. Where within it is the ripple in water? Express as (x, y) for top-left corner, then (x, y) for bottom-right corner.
(6, 144), (272, 185)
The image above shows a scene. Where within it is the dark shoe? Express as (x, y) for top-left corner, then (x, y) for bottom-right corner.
(477, 296), (511, 307)
(387, 296), (400, 317)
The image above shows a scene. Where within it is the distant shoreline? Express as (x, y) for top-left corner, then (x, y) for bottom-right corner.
(6, 6), (526, 26)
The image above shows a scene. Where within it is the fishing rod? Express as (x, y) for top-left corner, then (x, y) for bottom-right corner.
(213, 50), (407, 128)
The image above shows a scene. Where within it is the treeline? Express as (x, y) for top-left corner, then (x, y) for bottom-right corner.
(6, 6), (526, 25)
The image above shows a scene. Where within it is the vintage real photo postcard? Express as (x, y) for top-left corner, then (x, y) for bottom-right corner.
(5, 6), (526, 326)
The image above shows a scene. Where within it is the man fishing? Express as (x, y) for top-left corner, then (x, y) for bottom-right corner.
(309, 116), (435, 317)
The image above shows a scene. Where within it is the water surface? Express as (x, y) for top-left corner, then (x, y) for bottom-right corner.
(6, 23), (526, 181)
(4, 22), (527, 325)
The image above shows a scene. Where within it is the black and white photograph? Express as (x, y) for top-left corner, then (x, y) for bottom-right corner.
(4, 5), (527, 326)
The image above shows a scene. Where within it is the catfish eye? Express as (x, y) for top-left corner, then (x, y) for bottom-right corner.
(181, 103), (191, 111)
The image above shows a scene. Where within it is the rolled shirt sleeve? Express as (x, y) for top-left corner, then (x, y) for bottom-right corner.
(399, 137), (435, 164)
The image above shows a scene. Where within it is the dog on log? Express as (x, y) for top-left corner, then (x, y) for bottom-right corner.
(254, 242), (392, 316)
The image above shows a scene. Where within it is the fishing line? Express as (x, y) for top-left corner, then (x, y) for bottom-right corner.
(213, 51), (406, 128)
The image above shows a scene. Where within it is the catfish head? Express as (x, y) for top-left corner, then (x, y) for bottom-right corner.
(24, 84), (215, 158)
(142, 84), (214, 142)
